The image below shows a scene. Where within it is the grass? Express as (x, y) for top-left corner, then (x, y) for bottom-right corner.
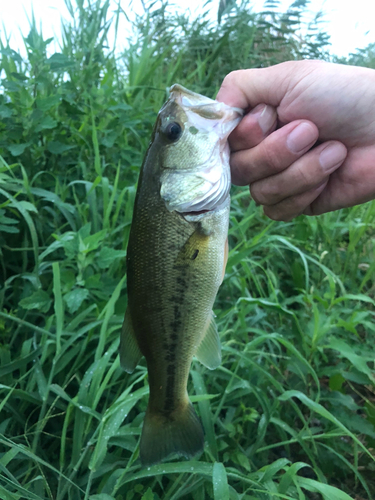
(1, 0), (375, 498)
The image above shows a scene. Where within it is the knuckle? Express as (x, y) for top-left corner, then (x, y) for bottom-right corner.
(231, 154), (252, 186)
(261, 142), (285, 174)
(222, 69), (246, 88)
(296, 160), (323, 188)
(295, 163), (311, 184)
(251, 180), (280, 205)
(250, 183), (262, 205)
(264, 206), (293, 222)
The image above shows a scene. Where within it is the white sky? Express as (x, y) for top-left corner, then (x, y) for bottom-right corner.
(0, 0), (374, 59)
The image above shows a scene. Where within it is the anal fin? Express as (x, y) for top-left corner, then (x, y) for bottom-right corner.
(119, 308), (142, 373)
(195, 312), (221, 370)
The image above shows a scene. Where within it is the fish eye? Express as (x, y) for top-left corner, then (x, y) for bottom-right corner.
(164, 122), (183, 142)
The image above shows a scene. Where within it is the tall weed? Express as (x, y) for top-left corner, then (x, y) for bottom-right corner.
(0, 1), (374, 499)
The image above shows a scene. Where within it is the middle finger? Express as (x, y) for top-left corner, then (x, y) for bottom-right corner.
(251, 140), (348, 206)
(231, 120), (319, 186)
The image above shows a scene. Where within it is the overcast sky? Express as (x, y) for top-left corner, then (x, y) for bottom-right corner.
(1, 0), (374, 58)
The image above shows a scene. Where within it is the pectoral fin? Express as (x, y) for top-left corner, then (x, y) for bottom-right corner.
(119, 308), (142, 373)
(195, 313), (221, 370)
(176, 229), (209, 263)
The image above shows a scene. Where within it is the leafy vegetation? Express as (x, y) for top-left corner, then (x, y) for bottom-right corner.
(1, 0), (374, 498)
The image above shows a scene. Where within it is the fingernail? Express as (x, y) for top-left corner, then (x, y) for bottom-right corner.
(287, 122), (317, 154)
(250, 105), (276, 134)
(319, 144), (347, 172)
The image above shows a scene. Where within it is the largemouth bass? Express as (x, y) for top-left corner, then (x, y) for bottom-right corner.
(120, 84), (242, 465)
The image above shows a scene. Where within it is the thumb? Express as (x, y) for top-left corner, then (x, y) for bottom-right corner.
(216, 62), (297, 110)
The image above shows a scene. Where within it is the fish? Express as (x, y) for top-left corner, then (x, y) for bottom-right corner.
(120, 84), (242, 466)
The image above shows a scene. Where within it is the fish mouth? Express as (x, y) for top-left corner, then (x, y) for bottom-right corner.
(168, 84), (243, 126)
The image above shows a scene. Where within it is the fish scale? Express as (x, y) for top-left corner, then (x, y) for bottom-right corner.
(120, 84), (242, 465)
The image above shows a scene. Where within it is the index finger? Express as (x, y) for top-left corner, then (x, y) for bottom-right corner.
(229, 104), (277, 151)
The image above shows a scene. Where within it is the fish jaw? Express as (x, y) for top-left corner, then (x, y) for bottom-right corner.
(159, 85), (243, 217)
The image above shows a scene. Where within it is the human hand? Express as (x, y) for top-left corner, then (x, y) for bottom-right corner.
(217, 60), (375, 220)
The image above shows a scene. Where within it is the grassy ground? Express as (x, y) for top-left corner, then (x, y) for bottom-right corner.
(1, 1), (375, 499)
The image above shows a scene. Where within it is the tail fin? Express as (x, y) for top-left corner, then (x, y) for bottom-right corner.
(140, 401), (204, 466)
